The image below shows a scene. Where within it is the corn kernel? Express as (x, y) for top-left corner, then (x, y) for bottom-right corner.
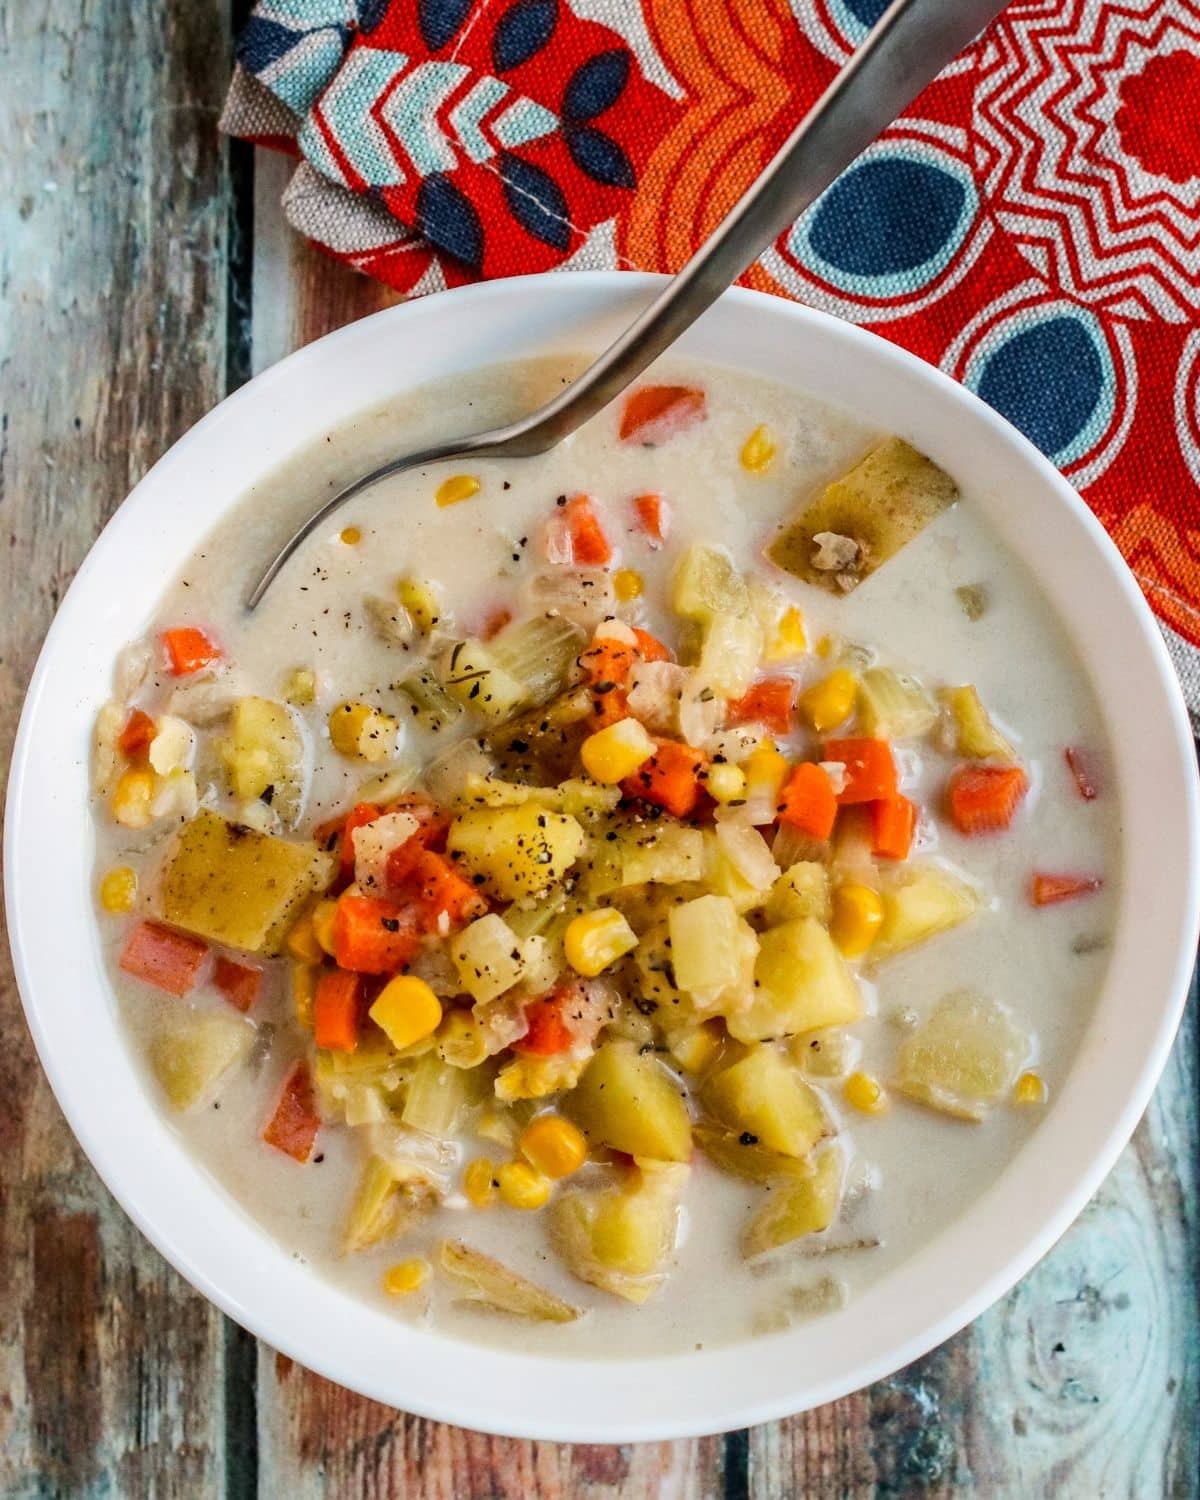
(291, 962), (317, 1030)
(613, 568), (644, 601)
(369, 976), (443, 1051)
(311, 899), (338, 957)
(816, 634), (836, 658)
(1014, 1070), (1047, 1105)
(843, 1070), (887, 1114)
(497, 1159), (553, 1211)
(340, 525), (362, 545)
(705, 762), (747, 804)
(799, 668), (858, 734)
(744, 740), (789, 807)
(383, 1257), (430, 1296)
(396, 578), (441, 633)
(564, 908), (639, 976)
(519, 1114), (587, 1179)
(99, 866), (138, 914)
(765, 605), (807, 662)
(286, 915), (324, 965)
(464, 1156), (499, 1207)
(283, 667), (316, 706)
(328, 701), (398, 761)
(435, 474), (481, 508)
(668, 1020), (725, 1075)
(580, 717), (656, 784)
(830, 881), (884, 958)
(111, 767), (156, 829)
(740, 423), (777, 473)
(437, 1008), (489, 1069)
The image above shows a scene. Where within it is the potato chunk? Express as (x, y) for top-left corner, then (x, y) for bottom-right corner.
(767, 437), (958, 593)
(149, 1012), (254, 1110)
(702, 1046), (828, 1157)
(342, 1154), (437, 1253)
(694, 1125), (815, 1185)
(873, 864), (979, 961)
(438, 1240), (579, 1322)
(730, 917), (862, 1043)
(896, 991), (1029, 1121)
(446, 805), (585, 901)
(567, 1041), (692, 1162)
(157, 809), (334, 955)
(550, 1161), (688, 1304)
(219, 696), (306, 824)
(741, 1145), (844, 1258)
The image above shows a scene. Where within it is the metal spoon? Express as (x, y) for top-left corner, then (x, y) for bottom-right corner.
(248, 0), (1009, 609)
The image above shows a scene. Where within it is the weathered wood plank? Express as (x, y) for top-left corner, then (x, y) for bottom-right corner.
(0, 2), (236, 1495)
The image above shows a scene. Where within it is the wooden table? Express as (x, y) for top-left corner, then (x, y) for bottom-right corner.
(1, 8), (1196, 1496)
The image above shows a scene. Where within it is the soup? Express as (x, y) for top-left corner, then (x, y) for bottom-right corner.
(89, 358), (1117, 1356)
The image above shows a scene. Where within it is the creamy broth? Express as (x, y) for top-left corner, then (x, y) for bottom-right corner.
(92, 357), (1118, 1357)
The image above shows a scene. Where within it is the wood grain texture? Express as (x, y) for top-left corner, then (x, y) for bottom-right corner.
(0, 2), (235, 1496)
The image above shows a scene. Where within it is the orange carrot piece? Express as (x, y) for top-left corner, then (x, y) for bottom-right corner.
(621, 737), (707, 818)
(315, 801), (381, 878)
(946, 764), (1029, 835)
(314, 968), (361, 1052)
(1064, 746), (1099, 801)
(513, 991), (574, 1056)
(262, 1061), (321, 1163)
(632, 627), (672, 663)
(619, 385), (706, 445)
(632, 492), (669, 544)
(1030, 872), (1103, 907)
(213, 955), (263, 1014)
(824, 738), (898, 805)
(409, 849), (488, 932)
(563, 495), (612, 566)
(119, 922), (208, 997)
(118, 708), (156, 759)
(581, 636), (637, 686)
(871, 795), (916, 860)
(728, 677), (795, 737)
(482, 605), (513, 640)
(332, 894), (422, 974)
(162, 626), (221, 677)
(777, 762), (838, 840)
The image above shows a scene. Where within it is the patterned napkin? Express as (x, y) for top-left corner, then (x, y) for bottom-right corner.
(222, 0), (1200, 712)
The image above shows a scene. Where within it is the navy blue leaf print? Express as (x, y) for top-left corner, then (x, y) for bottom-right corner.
(563, 49), (630, 121)
(358, 0), (390, 34)
(417, 174), (485, 270)
(237, 16), (302, 73)
(499, 151), (572, 251)
(418, 0), (474, 51)
(493, 0), (559, 74)
(565, 126), (636, 189)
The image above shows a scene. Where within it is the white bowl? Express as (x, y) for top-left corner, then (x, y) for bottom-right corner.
(6, 273), (1197, 1441)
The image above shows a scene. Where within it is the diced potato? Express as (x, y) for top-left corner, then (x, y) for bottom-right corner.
(447, 805), (585, 901)
(668, 895), (744, 997)
(694, 1125), (815, 1185)
(567, 1041), (691, 1162)
(730, 918), (863, 1043)
(328, 701), (399, 762)
(701, 1046), (828, 1157)
(939, 685), (1015, 760)
(896, 992), (1030, 1121)
(93, 700), (125, 796)
(157, 810), (334, 955)
(618, 823), (706, 887)
(218, 697), (306, 823)
(439, 1240), (579, 1322)
(858, 667), (937, 740)
(494, 1051), (586, 1101)
(550, 1161), (688, 1304)
(633, 921), (690, 1016)
(767, 437), (958, 592)
(873, 863), (980, 961)
(149, 1013), (254, 1111)
(441, 639), (526, 721)
(450, 914), (527, 1003)
(766, 862), (832, 926)
(711, 824), (778, 910)
(672, 544), (749, 623)
(400, 1051), (481, 1136)
(698, 614), (764, 698)
(342, 1154), (436, 1253)
(147, 715), (196, 776)
(525, 568), (617, 629)
(741, 1146), (844, 1258)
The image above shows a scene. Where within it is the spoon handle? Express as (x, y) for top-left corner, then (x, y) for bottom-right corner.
(504, 0), (1010, 453)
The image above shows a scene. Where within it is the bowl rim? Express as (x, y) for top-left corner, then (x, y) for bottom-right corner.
(6, 270), (1198, 1442)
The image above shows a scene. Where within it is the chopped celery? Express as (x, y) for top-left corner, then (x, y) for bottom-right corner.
(488, 615), (586, 706)
(485, 686), (594, 786)
(741, 1146), (844, 1257)
(896, 991), (1029, 1121)
(731, 917), (862, 1042)
(939, 685), (1015, 760)
(672, 545), (749, 622)
(438, 1239), (579, 1322)
(858, 667), (937, 740)
(394, 665), (464, 735)
(771, 822), (825, 872)
(401, 1053), (478, 1137)
(701, 1046), (828, 1157)
(341, 1154), (436, 1253)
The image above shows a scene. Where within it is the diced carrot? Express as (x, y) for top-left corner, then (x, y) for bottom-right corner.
(946, 764), (1029, 835)
(513, 991), (574, 1056)
(1030, 872), (1103, 907)
(632, 628), (672, 663)
(118, 708), (156, 759)
(119, 921), (208, 997)
(777, 762), (837, 840)
(314, 968), (361, 1052)
(315, 802), (382, 880)
(728, 677), (795, 737)
(590, 685), (630, 728)
(563, 495), (612, 567)
(162, 626), (221, 677)
(621, 737), (707, 818)
(262, 1061), (321, 1163)
(1064, 746), (1099, 801)
(581, 636), (637, 687)
(481, 606), (513, 640)
(213, 956), (263, 1014)
(619, 385), (706, 445)
(390, 793), (451, 851)
(824, 738), (898, 804)
(632, 492), (669, 544)
(871, 795), (916, 860)
(408, 849), (488, 932)
(332, 894), (422, 974)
